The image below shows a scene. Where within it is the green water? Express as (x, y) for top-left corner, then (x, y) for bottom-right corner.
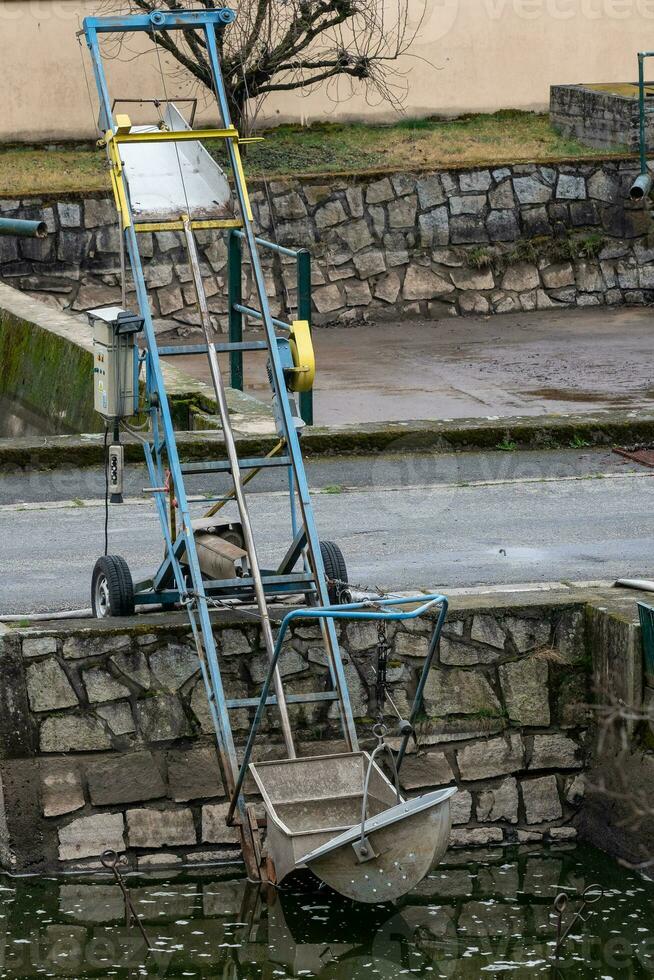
(0, 844), (652, 978)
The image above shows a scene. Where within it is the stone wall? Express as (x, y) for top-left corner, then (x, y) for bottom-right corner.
(1, 157), (653, 335)
(0, 595), (592, 872)
(551, 84), (648, 152)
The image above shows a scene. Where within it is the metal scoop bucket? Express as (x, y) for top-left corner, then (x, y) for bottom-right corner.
(228, 593), (453, 902)
(250, 750), (455, 903)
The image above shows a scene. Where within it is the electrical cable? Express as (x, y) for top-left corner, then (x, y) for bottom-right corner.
(103, 423), (110, 556)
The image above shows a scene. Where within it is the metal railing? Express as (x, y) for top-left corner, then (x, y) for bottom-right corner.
(228, 228), (314, 425)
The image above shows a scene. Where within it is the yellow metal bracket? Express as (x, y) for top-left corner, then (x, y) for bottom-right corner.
(287, 320), (315, 393)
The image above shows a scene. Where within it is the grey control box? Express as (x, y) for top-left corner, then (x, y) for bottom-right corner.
(88, 306), (143, 419)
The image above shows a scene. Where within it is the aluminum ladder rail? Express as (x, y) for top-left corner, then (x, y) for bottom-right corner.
(82, 8), (359, 878)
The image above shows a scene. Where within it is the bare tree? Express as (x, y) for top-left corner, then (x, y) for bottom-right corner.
(101, 0), (427, 132)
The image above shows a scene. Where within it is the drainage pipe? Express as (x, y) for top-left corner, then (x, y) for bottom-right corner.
(0, 217), (47, 238)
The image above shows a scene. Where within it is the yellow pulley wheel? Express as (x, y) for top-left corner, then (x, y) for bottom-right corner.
(288, 319), (315, 393)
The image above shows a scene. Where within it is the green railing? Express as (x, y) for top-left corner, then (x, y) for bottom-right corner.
(228, 229), (313, 425)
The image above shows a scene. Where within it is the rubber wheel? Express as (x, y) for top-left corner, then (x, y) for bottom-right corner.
(92, 555), (135, 618)
(320, 540), (350, 604)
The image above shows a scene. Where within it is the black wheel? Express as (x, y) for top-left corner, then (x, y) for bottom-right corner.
(320, 540), (350, 604)
(92, 555), (135, 618)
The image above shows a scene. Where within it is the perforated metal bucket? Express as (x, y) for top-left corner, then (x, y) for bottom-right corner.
(249, 751), (455, 901)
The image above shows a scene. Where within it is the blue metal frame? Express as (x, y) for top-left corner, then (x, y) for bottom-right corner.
(226, 593), (449, 825)
(82, 10), (360, 834)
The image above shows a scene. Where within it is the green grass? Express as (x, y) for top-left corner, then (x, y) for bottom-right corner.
(0, 110), (626, 197)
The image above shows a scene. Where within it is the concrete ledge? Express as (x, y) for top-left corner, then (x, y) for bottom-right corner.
(0, 282), (270, 434)
(2, 407), (654, 470)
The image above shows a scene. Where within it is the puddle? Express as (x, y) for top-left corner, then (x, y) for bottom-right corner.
(0, 843), (652, 977)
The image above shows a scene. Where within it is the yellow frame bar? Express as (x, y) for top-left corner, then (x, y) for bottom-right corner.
(112, 127), (239, 144)
(135, 218), (243, 233)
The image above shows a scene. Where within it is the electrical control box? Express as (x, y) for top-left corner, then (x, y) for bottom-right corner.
(88, 306), (144, 419)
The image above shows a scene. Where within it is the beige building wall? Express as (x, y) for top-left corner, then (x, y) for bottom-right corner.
(3, 0), (654, 141)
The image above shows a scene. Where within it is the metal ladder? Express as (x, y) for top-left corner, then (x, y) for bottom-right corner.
(83, 8), (359, 876)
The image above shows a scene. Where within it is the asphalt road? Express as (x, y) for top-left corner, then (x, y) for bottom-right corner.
(1, 448), (652, 614)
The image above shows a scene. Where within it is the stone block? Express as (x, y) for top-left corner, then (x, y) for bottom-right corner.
(505, 617), (551, 653)
(513, 176), (552, 204)
(96, 701), (135, 735)
(424, 669), (501, 718)
(470, 615), (506, 650)
(217, 629), (253, 656)
(58, 812), (125, 862)
(440, 637), (502, 666)
(556, 174), (586, 200)
(398, 752), (455, 790)
(487, 210), (519, 242)
(403, 265), (454, 300)
(249, 648), (306, 683)
(499, 658), (550, 726)
(450, 790), (473, 825)
(541, 262), (575, 288)
(111, 650), (150, 689)
(63, 634), (131, 660)
(149, 643), (199, 691)
(353, 249), (386, 278)
(202, 803), (241, 844)
(167, 745), (223, 802)
(345, 185), (364, 217)
(57, 230), (92, 265)
(450, 827), (504, 847)
(450, 195), (487, 216)
(450, 215), (488, 244)
(416, 174), (446, 209)
(576, 260), (603, 292)
(126, 806), (196, 848)
(344, 280), (372, 306)
(158, 286), (184, 315)
(83, 667), (131, 704)
(457, 734), (525, 781)
(86, 751), (166, 805)
(450, 268), (494, 291)
(564, 772), (585, 804)
(315, 201), (347, 229)
(476, 776), (519, 823)
(22, 636), (58, 658)
(135, 696), (191, 742)
(373, 270), (401, 304)
(460, 170), (492, 192)
(273, 191), (307, 220)
(40, 715), (112, 753)
(26, 658), (77, 712)
(529, 733), (582, 770)
(418, 207), (449, 247)
(347, 621), (379, 651)
(588, 171), (621, 203)
(313, 283), (344, 313)
(366, 178), (395, 204)
(501, 262), (540, 292)
(521, 206), (552, 237)
(521, 775), (562, 824)
(84, 198), (117, 227)
(384, 231), (411, 264)
(459, 292), (490, 314)
(40, 761), (84, 817)
(489, 181), (515, 209)
(57, 203), (81, 228)
(388, 195), (418, 228)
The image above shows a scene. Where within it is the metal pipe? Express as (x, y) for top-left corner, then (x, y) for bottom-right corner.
(226, 593), (448, 826)
(0, 218), (47, 239)
(182, 214), (296, 760)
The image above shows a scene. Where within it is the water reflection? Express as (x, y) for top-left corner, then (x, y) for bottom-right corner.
(0, 845), (653, 977)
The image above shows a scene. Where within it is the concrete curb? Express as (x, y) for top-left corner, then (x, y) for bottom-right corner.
(2, 408), (653, 471)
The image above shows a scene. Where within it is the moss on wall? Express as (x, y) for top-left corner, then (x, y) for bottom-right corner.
(0, 307), (99, 434)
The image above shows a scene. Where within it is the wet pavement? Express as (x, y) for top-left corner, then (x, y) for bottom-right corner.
(2, 447), (652, 613)
(164, 307), (654, 425)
